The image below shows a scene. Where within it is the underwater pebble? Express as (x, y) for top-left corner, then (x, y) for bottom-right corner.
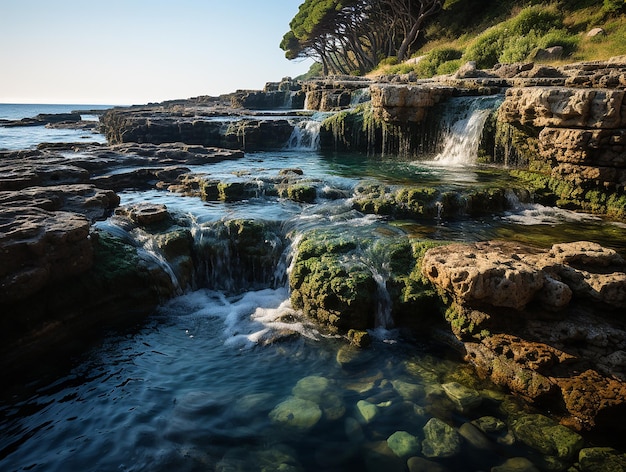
(387, 430), (421, 459)
(355, 400), (379, 424)
(268, 396), (322, 431)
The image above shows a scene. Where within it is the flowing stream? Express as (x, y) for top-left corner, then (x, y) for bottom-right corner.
(1, 99), (625, 471)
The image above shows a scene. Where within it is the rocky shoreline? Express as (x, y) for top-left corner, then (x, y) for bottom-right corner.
(2, 58), (626, 465)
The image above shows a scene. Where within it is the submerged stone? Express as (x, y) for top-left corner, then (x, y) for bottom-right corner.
(491, 457), (540, 472)
(421, 418), (462, 459)
(407, 456), (450, 472)
(268, 396), (322, 431)
(387, 430), (421, 459)
(578, 447), (626, 472)
(391, 379), (424, 401)
(511, 413), (584, 461)
(355, 400), (379, 424)
(441, 382), (482, 412)
(292, 375), (331, 402)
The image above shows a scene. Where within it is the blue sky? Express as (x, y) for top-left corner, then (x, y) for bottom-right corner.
(0, 0), (312, 105)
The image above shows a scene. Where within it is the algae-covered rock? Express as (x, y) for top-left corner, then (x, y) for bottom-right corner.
(289, 231), (378, 331)
(578, 447), (626, 472)
(268, 396), (322, 431)
(286, 183), (317, 203)
(387, 430), (421, 459)
(511, 413), (584, 461)
(391, 380), (424, 402)
(441, 382), (482, 412)
(347, 329), (372, 348)
(421, 418), (462, 459)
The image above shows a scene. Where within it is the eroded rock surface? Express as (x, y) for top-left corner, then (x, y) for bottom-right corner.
(422, 240), (626, 431)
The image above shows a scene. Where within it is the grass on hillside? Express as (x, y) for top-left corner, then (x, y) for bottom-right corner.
(370, 0), (626, 78)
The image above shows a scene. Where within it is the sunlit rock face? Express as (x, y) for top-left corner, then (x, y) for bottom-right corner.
(421, 240), (626, 431)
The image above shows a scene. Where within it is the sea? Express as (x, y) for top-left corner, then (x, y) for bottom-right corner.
(0, 103), (113, 150)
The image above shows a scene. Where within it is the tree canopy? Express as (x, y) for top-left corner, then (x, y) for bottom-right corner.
(281, 0), (444, 75)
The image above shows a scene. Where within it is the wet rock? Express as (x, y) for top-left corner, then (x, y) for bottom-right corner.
(347, 329), (372, 348)
(344, 416), (365, 442)
(407, 456), (450, 472)
(387, 430), (421, 459)
(421, 418), (462, 459)
(578, 447), (626, 471)
(392, 380), (424, 402)
(441, 382), (482, 412)
(511, 413), (584, 461)
(268, 396), (322, 431)
(0, 206), (93, 302)
(355, 400), (379, 424)
(471, 416), (507, 435)
(458, 422), (493, 451)
(117, 203), (170, 226)
(362, 440), (406, 472)
(491, 457), (540, 472)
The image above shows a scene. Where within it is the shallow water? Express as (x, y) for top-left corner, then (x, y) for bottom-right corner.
(0, 288), (543, 472)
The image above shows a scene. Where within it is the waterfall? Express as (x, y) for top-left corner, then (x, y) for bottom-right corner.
(350, 87), (371, 107)
(285, 119), (322, 151)
(190, 219), (286, 293)
(433, 95), (502, 166)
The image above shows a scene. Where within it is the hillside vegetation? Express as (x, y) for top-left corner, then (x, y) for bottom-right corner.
(377, 0), (626, 77)
(289, 0), (626, 79)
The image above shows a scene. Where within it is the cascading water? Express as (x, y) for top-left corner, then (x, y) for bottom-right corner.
(285, 119), (322, 151)
(433, 95), (502, 166)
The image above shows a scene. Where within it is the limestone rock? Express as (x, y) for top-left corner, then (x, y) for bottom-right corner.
(421, 241), (544, 310)
(370, 84), (454, 123)
(587, 27), (605, 38)
(499, 87), (625, 129)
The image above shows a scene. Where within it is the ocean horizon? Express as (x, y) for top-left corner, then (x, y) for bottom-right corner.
(0, 103), (113, 150)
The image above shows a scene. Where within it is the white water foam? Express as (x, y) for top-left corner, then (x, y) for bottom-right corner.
(285, 119), (321, 151)
(432, 96), (502, 167)
(160, 287), (319, 348)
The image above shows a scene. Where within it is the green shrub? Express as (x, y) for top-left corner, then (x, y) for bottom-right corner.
(464, 5), (571, 68)
(510, 5), (563, 35)
(437, 59), (463, 75)
(464, 26), (507, 68)
(539, 29), (580, 55)
(378, 56), (399, 66)
(604, 0), (625, 14)
(416, 47), (463, 77)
